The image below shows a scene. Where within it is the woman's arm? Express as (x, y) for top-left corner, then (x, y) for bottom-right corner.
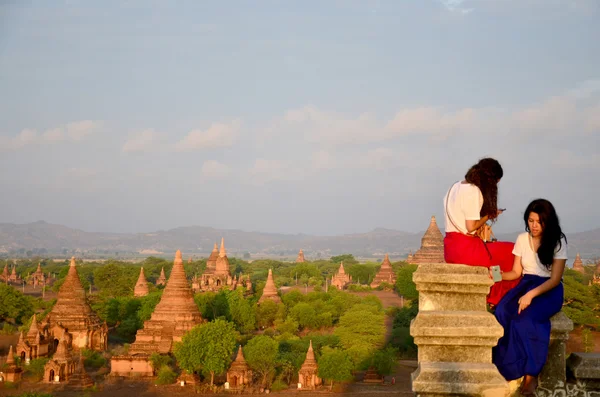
(465, 215), (489, 233)
(501, 255), (523, 281)
(517, 258), (566, 314)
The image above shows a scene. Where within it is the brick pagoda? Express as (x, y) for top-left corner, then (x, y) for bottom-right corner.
(409, 216), (445, 264)
(1, 345), (23, 382)
(46, 257), (107, 351)
(196, 239), (251, 292)
(298, 341), (321, 389)
(134, 267), (149, 297)
(258, 268), (281, 304)
(572, 253), (585, 273)
(227, 345), (252, 389)
(296, 249), (306, 263)
(16, 314), (51, 362)
(370, 254), (396, 288)
(330, 262), (352, 290)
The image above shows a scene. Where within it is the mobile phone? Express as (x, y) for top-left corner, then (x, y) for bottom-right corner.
(499, 208), (506, 211)
(490, 265), (502, 283)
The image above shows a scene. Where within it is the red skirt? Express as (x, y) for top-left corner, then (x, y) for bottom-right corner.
(444, 232), (521, 305)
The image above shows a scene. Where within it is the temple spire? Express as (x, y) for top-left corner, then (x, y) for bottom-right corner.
(6, 345), (15, 365)
(134, 267), (149, 297)
(258, 268), (281, 304)
(219, 238), (226, 257)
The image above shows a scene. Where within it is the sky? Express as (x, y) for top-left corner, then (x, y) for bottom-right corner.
(0, 0), (599, 236)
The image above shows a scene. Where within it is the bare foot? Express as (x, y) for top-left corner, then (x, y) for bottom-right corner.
(521, 375), (538, 396)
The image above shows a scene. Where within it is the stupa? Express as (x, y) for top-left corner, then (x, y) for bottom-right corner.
(67, 357), (94, 390)
(330, 262), (352, 290)
(134, 267), (149, 297)
(409, 216), (445, 264)
(1, 263), (8, 283)
(156, 267), (167, 286)
(227, 345), (252, 389)
(45, 257), (107, 351)
(370, 254), (396, 288)
(30, 263), (45, 287)
(1, 345), (23, 382)
(44, 332), (75, 383)
(110, 250), (203, 377)
(16, 314), (50, 362)
(8, 265), (22, 284)
(258, 269), (281, 304)
(572, 253), (585, 273)
(296, 249), (306, 263)
(298, 341), (321, 389)
(196, 239), (251, 292)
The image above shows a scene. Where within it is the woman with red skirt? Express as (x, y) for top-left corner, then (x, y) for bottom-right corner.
(443, 158), (520, 305)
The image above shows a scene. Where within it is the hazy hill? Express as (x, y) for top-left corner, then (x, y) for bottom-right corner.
(0, 221), (598, 261)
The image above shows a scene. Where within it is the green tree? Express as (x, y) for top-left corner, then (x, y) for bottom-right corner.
(330, 254), (358, 265)
(227, 288), (256, 333)
(334, 306), (386, 367)
(244, 335), (279, 387)
(317, 348), (353, 390)
(0, 284), (34, 324)
(173, 319), (238, 385)
(395, 264), (418, 300)
(371, 347), (397, 376)
(255, 299), (284, 329)
(290, 302), (317, 329)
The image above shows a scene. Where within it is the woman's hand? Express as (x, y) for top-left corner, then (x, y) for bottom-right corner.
(518, 292), (534, 314)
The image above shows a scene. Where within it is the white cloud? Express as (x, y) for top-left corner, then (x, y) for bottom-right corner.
(201, 160), (230, 180)
(122, 129), (163, 153)
(0, 120), (100, 151)
(174, 120), (240, 151)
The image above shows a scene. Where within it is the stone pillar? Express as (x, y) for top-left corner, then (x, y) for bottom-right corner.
(410, 263), (508, 397)
(567, 353), (600, 391)
(538, 311), (573, 390)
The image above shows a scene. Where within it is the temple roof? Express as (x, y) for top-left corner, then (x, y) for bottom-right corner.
(214, 238), (231, 276)
(299, 340), (318, 372)
(229, 345), (250, 372)
(134, 267), (149, 297)
(259, 268), (281, 304)
(410, 216), (445, 264)
(53, 332), (72, 362)
(27, 314), (40, 339)
(296, 249), (306, 263)
(572, 253), (585, 273)
(156, 267), (167, 286)
(6, 345), (15, 365)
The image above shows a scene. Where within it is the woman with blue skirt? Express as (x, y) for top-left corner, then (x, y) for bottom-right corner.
(492, 199), (568, 395)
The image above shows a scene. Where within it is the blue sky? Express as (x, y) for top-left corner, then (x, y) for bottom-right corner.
(1, 0), (599, 236)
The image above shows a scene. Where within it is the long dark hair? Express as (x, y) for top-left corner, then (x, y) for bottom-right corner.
(524, 199), (567, 268)
(465, 158), (503, 219)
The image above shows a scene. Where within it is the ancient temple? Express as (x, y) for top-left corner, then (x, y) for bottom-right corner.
(258, 269), (281, 304)
(111, 250), (204, 377)
(330, 262), (352, 290)
(195, 239), (251, 292)
(44, 332), (75, 383)
(67, 357), (94, 390)
(298, 341), (321, 390)
(370, 254), (396, 288)
(134, 267), (149, 297)
(1, 345), (23, 382)
(30, 263), (46, 287)
(156, 267), (167, 287)
(572, 253), (585, 273)
(227, 345), (252, 389)
(409, 216), (445, 264)
(406, 251), (413, 263)
(16, 314), (50, 362)
(296, 249), (306, 263)
(8, 265), (22, 284)
(1, 263), (9, 283)
(45, 257), (107, 351)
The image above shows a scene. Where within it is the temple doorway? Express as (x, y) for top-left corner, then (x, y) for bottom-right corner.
(231, 376), (238, 387)
(54, 339), (59, 351)
(216, 279), (221, 286)
(20, 352), (26, 362)
(49, 369), (55, 382)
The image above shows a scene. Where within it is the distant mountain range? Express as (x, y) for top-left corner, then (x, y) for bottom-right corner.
(0, 220), (598, 261)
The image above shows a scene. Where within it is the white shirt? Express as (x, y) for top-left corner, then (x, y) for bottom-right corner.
(512, 232), (568, 277)
(443, 181), (483, 235)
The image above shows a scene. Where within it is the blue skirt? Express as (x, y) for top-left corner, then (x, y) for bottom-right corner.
(492, 274), (564, 380)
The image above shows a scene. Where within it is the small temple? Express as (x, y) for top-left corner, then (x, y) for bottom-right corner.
(43, 332), (75, 383)
(1, 263), (8, 283)
(409, 216), (445, 264)
(194, 238), (251, 292)
(1, 345), (23, 382)
(330, 262), (352, 290)
(67, 355), (94, 390)
(111, 250), (203, 377)
(227, 345), (252, 389)
(134, 267), (149, 297)
(298, 341), (321, 390)
(370, 254), (396, 288)
(16, 314), (51, 363)
(156, 267), (167, 286)
(572, 253), (585, 273)
(29, 263), (46, 287)
(8, 265), (22, 284)
(296, 249), (306, 263)
(258, 268), (281, 304)
(45, 257), (107, 351)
